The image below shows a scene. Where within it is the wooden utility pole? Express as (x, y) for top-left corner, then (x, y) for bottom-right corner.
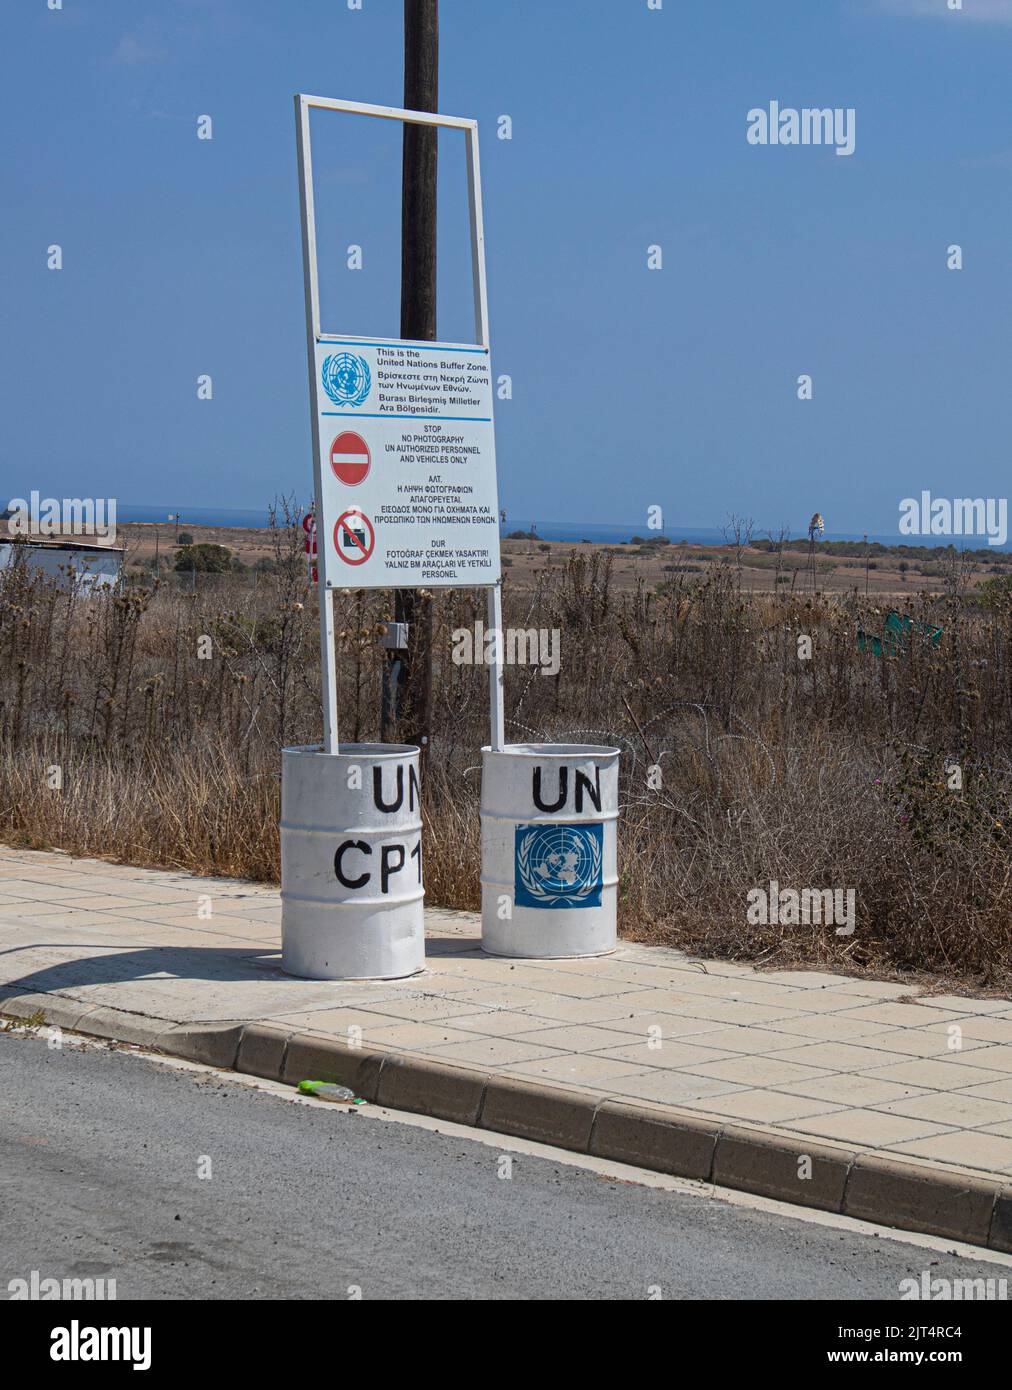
(402, 0), (438, 344)
(384, 0), (437, 754)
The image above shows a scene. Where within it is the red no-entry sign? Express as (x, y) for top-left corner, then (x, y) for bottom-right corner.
(330, 431), (371, 486)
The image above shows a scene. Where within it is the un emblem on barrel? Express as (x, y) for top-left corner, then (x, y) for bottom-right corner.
(514, 823), (603, 909)
(321, 352), (371, 407)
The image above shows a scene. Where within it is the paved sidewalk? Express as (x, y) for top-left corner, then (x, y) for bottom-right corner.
(2, 844), (1011, 1250)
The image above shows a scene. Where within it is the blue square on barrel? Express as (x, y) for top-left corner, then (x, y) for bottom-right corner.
(514, 822), (603, 910)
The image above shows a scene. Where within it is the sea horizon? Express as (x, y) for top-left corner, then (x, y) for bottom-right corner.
(112, 504), (1012, 553)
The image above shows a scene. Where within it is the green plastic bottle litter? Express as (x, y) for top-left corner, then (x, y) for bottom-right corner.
(298, 1079), (364, 1104)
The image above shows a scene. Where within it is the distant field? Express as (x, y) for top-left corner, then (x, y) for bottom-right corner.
(114, 521), (1011, 599)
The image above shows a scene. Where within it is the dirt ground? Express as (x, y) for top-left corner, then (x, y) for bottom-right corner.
(107, 521), (1004, 598)
(116, 522), (282, 570)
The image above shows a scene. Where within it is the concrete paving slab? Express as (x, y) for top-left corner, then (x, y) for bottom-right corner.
(620, 992), (807, 1027)
(942, 1044), (1012, 1072)
(771, 1073), (931, 1107)
(689, 1055), (834, 1087)
(916, 994), (1012, 1014)
(433, 1009), (553, 1037)
(422, 1035), (567, 1067)
(765, 1040), (915, 1072)
(659, 1025), (806, 1055)
(847, 1027), (990, 1058)
(676, 1088), (844, 1126)
(508, 1022), (654, 1053)
(513, 996), (674, 1026)
(876, 1092), (1012, 1128)
(602, 1070), (749, 1107)
(339, 1020), (483, 1051)
(958, 1078), (1012, 1104)
(782, 1109), (955, 1148)
(839, 1001), (965, 1028)
(859, 1058), (1010, 1090)
(750, 1012), (894, 1041)
(592, 1038), (738, 1070)
(891, 1131), (1012, 1174)
(500, 1053), (656, 1086)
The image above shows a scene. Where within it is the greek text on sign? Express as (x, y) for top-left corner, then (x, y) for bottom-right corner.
(314, 339), (501, 588)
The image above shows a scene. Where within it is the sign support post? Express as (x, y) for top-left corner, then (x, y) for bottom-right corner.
(488, 582), (505, 751)
(295, 95), (339, 754)
(463, 83), (504, 752)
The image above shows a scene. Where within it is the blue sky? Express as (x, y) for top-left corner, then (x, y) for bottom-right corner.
(2, 0), (1010, 538)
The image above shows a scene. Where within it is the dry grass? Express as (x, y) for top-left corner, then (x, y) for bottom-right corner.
(2, 523), (1011, 989)
(0, 736), (280, 881)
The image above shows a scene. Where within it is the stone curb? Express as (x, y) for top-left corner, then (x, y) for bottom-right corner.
(0, 990), (242, 1069)
(3, 993), (1010, 1253)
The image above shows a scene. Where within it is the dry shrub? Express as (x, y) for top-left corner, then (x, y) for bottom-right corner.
(0, 734), (280, 881)
(2, 531), (1011, 988)
(617, 724), (1012, 987)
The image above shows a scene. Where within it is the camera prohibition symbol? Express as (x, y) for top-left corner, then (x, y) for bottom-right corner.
(333, 509), (375, 565)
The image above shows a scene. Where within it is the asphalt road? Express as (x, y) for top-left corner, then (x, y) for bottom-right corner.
(0, 1028), (1006, 1301)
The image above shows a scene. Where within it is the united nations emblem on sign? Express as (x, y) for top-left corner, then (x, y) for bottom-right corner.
(321, 352), (371, 407)
(514, 823), (603, 910)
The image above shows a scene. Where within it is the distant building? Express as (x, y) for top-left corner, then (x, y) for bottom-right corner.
(0, 537), (124, 590)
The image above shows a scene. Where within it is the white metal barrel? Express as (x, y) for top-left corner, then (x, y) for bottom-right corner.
(481, 743), (620, 959)
(281, 743), (424, 980)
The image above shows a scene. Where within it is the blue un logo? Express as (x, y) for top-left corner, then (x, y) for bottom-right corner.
(321, 352), (371, 407)
(514, 823), (603, 910)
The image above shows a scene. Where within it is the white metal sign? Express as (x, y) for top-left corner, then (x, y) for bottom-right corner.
(295, 93), (505, 753)
(314, 337), (500, 587)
